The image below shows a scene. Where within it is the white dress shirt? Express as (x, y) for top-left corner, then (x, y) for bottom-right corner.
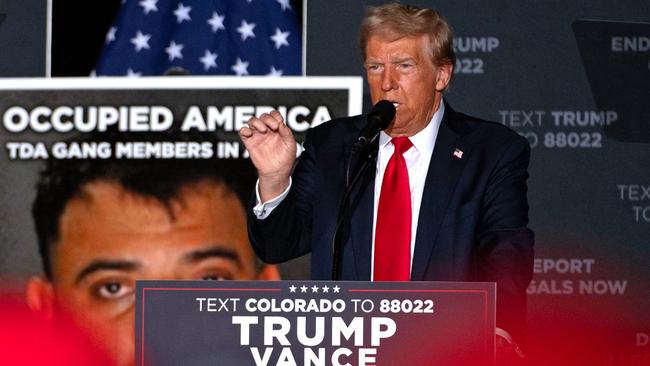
(370, 102), (444, 279)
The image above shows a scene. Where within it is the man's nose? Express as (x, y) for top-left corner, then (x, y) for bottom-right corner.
(381, 67), (397, 91)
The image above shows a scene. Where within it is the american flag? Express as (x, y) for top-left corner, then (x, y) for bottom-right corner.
(95, 0), (302, 76)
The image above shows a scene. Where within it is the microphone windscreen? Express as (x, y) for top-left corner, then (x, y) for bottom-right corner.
(370, 100), (396, 130)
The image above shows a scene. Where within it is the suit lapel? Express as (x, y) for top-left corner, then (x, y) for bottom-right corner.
(411, 104), (472, 280)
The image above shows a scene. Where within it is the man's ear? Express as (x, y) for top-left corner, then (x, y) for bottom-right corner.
(25, 276), (56, 320)
(256, 264), (281, 280)
(435, 62), (453, 91)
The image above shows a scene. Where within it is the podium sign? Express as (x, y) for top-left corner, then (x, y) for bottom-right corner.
(136, 281), (495, 366)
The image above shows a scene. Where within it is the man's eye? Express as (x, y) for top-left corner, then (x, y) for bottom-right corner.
(200, 270), (236, 281)
(399, 63), (413, 69)
(96, 282), (132, 299)
(201, 275), (228, 281)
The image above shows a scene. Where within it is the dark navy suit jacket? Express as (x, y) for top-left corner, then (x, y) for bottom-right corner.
(248, 103), (534, 341)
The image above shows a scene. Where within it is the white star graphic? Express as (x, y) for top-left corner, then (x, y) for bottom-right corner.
(207, 11), (225, 33)
(165, 40), (184, 61)
(322, 285), (330, 293)
(139, 0), (158, 14)
(199, 49), (218, 71)
(130, 31), (151, 52)
(333, 285), (341, 293)
(231, 57), (249, 76)
(311, 285), (319, 293)
(276, 0), (291, 11)
(126, 68), (141, 77)
(267, 66), (283, 77)
(270, 28), (290, 50)
(289, 285), (297, 293)
(105, 26), (117, 44)
(300, 285), (308, 293)
(236, 19), (256, 41)
(173, 3), (192, 24)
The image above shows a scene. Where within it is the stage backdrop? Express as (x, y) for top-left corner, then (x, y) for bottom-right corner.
(306, 1), (650, 365)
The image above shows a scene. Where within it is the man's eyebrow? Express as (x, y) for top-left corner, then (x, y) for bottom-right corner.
(75, 260), (141, 285)
(391, 57), (416, 64)
(183, 246), (241, 267)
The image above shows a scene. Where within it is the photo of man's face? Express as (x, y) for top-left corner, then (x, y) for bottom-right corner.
(27, 179), (278, 366)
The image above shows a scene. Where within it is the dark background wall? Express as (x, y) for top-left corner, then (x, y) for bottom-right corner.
(51, 0), (122, 76)
(0, 0), (46, 76)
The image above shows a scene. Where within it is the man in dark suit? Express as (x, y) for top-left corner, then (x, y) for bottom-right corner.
(240, 3), (533, 363)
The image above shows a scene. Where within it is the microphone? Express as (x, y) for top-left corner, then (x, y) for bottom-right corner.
(353, 100), (395, 152)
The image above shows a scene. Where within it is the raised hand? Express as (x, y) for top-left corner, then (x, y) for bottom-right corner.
(240, 110), (297, 202)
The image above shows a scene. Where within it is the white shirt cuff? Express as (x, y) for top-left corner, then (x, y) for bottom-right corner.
(252, 178), (292, 220)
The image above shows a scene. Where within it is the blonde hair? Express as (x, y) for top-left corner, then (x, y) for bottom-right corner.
(359, 3), (456, 67)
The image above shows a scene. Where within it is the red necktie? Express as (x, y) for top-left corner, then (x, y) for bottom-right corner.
(374, 137), (413, 281)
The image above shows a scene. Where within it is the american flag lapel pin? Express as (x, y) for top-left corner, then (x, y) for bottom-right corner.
(453, 148), (464, 159)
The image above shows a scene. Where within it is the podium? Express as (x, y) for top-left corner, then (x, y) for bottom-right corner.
(136, 281), (495, 365)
